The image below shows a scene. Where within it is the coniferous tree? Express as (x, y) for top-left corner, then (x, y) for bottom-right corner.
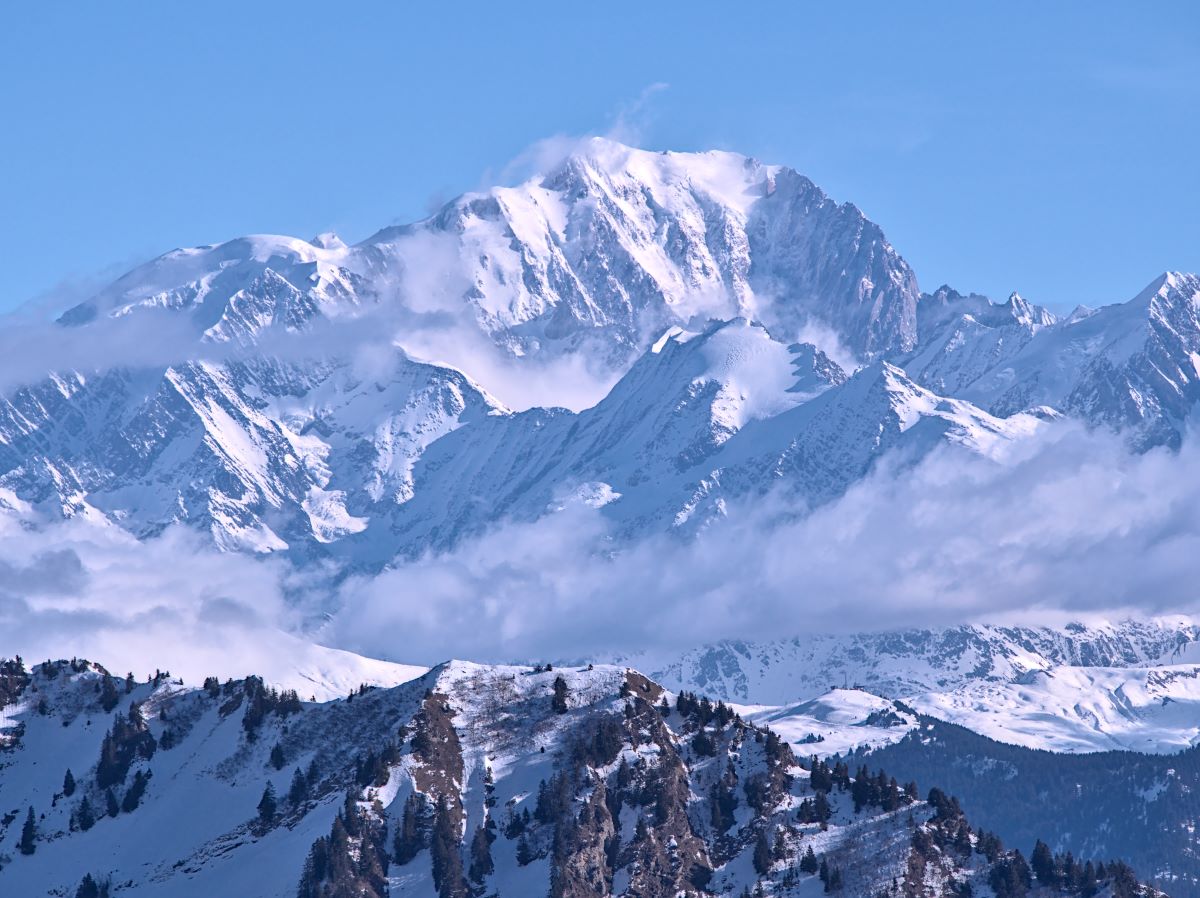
(19, 806), (37, 855)
(296, 836), (330, 898)
(1031, 840), (1055, 886)
(752, 827), (772, 876)
(551, 675), (569, 714)
(63, 768), (76, 797)
(288, 767), (308, 806)
(393, 793), (425, 864)
(709, 779), (737, 833)
(121, 769), (151, 813)
(96, 710), (156, 790)
(813, 790), (831, 826)
(468, 823), (494, 883)
(430, 796), (467, 898)
(74, 873), (111, 898)
(516, 832), (535, 866)
(989, 852), (1031, 898)
(341, 790), (361, 837)
(99, 675), (120, 712)
(159, 727), (179, 750)
(105, 787), (119, 818)
(257, 782), (277, 825)
(269, 742), (285, 771)
(800, 846), (819, 874)
(76, 796), (95, 831)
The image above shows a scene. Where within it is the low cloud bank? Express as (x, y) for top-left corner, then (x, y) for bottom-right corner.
(2, 422), (1199, 681)
(328, 423), (1200, 664)
(0, 515), (326, 688)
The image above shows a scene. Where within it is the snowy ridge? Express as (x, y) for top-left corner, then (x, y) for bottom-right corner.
(0, 656), (1162, 897)
(635, 618), (1200, 755)
(950, 272), (1200, 448)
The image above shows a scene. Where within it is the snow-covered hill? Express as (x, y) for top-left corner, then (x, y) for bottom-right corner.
(639, 618), (1197, 705)
(0, 656), (1162, 898)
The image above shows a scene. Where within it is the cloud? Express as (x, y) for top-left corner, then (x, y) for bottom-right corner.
(0, 514), (292, 678)
(789, 318), (861, 374)
(325, 422), (1200, 665)
(606, 82), (670, 146)
(0, 245), (619, 413)
(369, 228), (624, 411)
(6, 415), (1200, 684)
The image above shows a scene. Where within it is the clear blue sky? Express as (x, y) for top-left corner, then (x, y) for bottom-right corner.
(2, 2), (1197, 314)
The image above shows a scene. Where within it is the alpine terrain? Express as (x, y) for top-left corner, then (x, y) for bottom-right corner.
(0, 656), (1165, 898)
(3, 138), (1197, 568)
(2, 138), (1198, 896)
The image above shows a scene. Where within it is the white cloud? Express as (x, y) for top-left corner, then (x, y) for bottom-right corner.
(0, 515), (293, 680)
(325, 422), (1200, 665)
(5, 418), (1200, 680)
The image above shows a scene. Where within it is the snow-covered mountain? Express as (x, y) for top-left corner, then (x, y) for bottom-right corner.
(7, 114), (1200, 898)
(0, 655), (1163, 898)
(0, 141), (927, 562)
(634, 618), (1200, 755)
(640, 618), (1198, 705)
(910, 272), (1200, 449)
(1, 137), (1198, 572)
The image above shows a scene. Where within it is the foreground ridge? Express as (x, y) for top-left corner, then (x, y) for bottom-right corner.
(0, 656), (1163, 897)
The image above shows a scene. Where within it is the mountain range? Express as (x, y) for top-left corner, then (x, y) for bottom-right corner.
(2, 137), (1198, 895)
(2, 137), (1198, 571)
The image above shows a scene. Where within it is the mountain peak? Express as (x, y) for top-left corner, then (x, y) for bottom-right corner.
(1003, 290), (1057, 328)
(310, 231), (346, 250)
(539, 136), (779, 217)
(1131, 270), (1200, 308)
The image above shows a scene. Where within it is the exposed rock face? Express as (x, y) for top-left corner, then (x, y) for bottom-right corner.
(746, 167), (921, 358)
